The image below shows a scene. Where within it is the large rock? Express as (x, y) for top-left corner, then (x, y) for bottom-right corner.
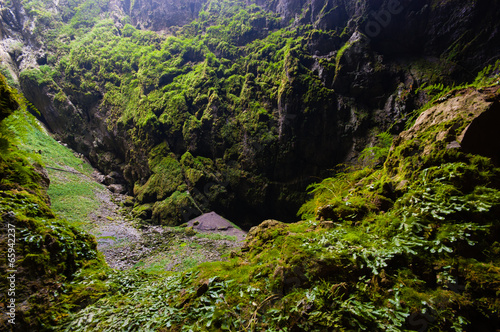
(388, 86), (500, 177)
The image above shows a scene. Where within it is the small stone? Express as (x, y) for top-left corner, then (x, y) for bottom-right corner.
(395, 180), (409, 191)
(319, 220), (335, 229)
(104, 175), (116, 185)
(446, 141), (461, 150)
(196, 281), (209, 297)
(108, 184), (126, 194)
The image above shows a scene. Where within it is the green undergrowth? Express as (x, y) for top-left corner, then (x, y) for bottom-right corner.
(195, 232), (238, 242)
(4, 1), (500, 330)
(131, 227), (240, 274)
(46, 172), (104, 229)
(0, 74), (107, 330)
(58, 81), (500, 331)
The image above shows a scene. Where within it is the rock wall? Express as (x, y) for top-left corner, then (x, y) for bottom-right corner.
(2, 0), (500, 226)
(128, 0), (208, 32)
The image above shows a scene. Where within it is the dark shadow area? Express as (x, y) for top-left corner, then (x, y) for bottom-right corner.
(461, 101), (500, 165)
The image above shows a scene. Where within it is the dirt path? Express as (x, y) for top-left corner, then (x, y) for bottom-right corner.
(86, 189), (148, 270)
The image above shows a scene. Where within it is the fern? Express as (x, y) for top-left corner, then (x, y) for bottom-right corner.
(358, 132), (393, 167)
(407, 61), (500, 129)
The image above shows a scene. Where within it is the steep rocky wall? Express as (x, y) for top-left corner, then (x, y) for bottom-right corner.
(128, 0), (208, 32)
(2, 0), (500, 227)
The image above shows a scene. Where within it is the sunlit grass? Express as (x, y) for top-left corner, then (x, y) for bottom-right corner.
(13, 110), (105, 229)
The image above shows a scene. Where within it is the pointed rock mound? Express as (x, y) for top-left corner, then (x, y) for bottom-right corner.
(187, 211), (246, 241)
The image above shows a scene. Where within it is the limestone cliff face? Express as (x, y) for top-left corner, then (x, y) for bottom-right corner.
(0, 0), (43, 83)
(128, 0), (207, 32)
(2, 0), (500, 226)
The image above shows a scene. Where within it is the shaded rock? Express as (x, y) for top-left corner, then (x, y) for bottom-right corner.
(273, 264), (310, 295)
(0, 74), (18, 121)
(196, 280), (209, 297)
(129, 0), (207, 32)
(460, 94), (500, 164)
(132, 203), (153, 220)
(317, 204), (336, 221)
(104, 175), (116, 185)
(187, 211), (232, 231)
(187, 211), (247, 241)
(32, 163), (50, 191)
(92, 170), (106, 183)
(122, 196), (135, 207)
(319, 220), (336, 229)
(372, 194), (393, 213)
(108, 184), (126, 194)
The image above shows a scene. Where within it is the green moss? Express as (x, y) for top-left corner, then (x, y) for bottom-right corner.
(19, 65), (56, 86)
(0, 77), (108, 329)
(152, 191), (191, 225)
(333, 40), (356, 83)
(5, 2), (500, 330)
(134, 154), (184, 203)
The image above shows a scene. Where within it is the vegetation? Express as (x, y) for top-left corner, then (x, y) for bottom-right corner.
(12, 0), (353, 225)
(54, 56), (500, 329)
(12, 73), (496, 331)
(1, 0), (500, 330)
(0, 74), (107, 330)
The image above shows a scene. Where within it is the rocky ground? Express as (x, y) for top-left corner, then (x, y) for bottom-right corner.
(85, 179), (246, 270)
(47, 165), (247, 271)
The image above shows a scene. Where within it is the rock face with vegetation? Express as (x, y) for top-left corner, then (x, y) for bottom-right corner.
(1, 0), (500, 330)
(0, 74), (103, 331)
(2, 0), (499, 227)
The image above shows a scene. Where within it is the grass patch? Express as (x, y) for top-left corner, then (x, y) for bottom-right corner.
(15, 110), (95, 176)
(195, 232), (238, 241)
(11, 109), (107, 229)
(47, 170), (105, 229)
(97, 235), (116, 241)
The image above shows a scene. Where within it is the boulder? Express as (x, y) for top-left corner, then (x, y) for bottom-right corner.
(388, 86), (500, 177)
(108, 184), (126, 194)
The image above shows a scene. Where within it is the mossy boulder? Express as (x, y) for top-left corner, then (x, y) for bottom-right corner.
(134, 154), (184, 203)
(242, 219), (288, 252)
(180, 151), (216, 187)
(151, 191), (192, 226)
(132, 203), (154, 220)
(0, 74), (18, 121)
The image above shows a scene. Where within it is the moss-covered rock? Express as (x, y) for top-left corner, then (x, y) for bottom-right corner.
(134, 153), (184, 203)
(386, 86), (500, 180)
(151, 191), (192, 225)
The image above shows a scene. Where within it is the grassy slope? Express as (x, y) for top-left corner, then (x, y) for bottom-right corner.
(13, 110), (106, 229)
(0, 75), (107, 331)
